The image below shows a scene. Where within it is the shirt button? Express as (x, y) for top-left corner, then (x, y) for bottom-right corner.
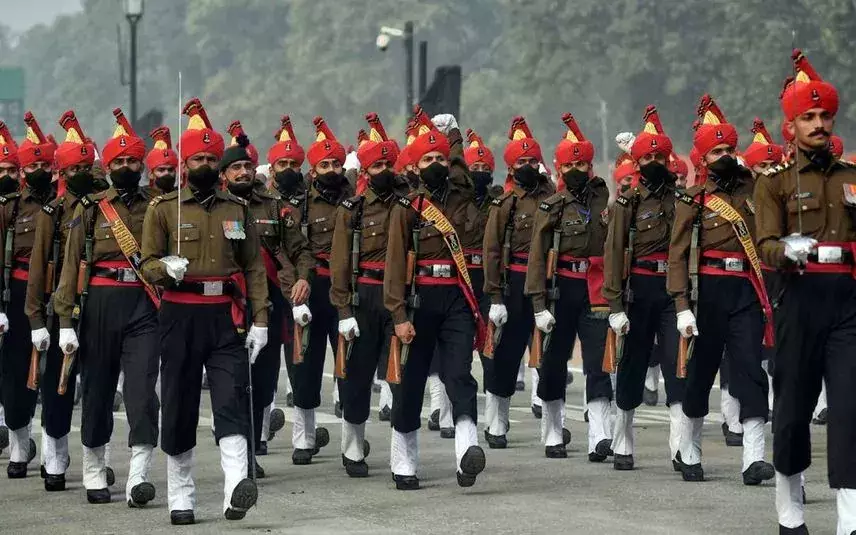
(831, 230), (837, 235)
(829, 203), (834, 208)
(210, 235), (214, 239)
(802, 205), (808, 211)
(210, 258), (215, 263)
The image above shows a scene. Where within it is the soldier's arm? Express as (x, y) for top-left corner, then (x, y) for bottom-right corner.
(524, 201), (557, 312)
(383, 203), (410, 324)
(753, 174), (788, 269)
(54, 205), (87, 328)
(24, 210), (52, 329)
(666, 196), (694, 312)
(329, 205), (354, 319)
(237, 205), (270, 325)
(482, 199), (507, 304)
(140, 202), (170, 285)
(602, 201), (631, 313)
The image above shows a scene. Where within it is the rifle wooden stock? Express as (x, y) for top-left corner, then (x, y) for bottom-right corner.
(528, 329), (543, 368)
(45, 261), (55, 293)
(76, 260), (87, 294)
(483, 322), (497, 358)
(386, 335), (402, 384)
(334, 334), (347, 379)
(293, 323), (305, 364)
(26, 346), (40, 390)
(603, 329), (617, 373)
(57, 352), (76, 395)
(546, 249), (557, 279)
(405, 251), (416, 285)
(677, 337), (690, 379)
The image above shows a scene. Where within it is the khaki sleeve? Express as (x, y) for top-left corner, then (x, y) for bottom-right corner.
(482, 200), (507, 304)
(238, 205), (270, 325)
(329, 206), (354, 319)
(140, 203), (170, 286)
(0, 205), (8, 308)
(383, 203), (410, 324)
(53, 204), (87, 328)
(753, 175), (788, 269)
(602, 203), (631, 313)
(666, 198), (694, 312)
(279, 206), (312, 284)
(25, 210), (53, 329)
(524, 204), (556, 312)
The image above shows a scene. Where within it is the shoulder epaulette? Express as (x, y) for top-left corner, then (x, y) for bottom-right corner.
(0, 192), (20, 206)
(341, 195), (362, 210)
(149, 195), (164, 207)
(223, 191), (248, 206)
(288, 196), (302, 207)
(396, 195), (412, 208)
(676, 190), (698, 206)
(79, 195), (95, 208)
(488, 185), (504, 199)
(615, 196), (629, 207)
(763, 160), (794, 177)
(539, 195), (564, 212)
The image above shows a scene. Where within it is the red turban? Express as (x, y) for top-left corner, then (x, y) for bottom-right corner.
(357, 113), (399, 168)
(463, 129), (495, 170)
(743, 119), (784, 168)
(781, 50), (839, 121)
(406, 106), (450, 162)
(145, 126), (179, 170)
(55, 110), (96, 171)
(554, 113), (594, 166)
(102, 108), (147, 167)
(692, 94), (738, 157)
(0, 121), (19, 167)
(613, 153), (637, 183)
(179, 98), (225, 160)
(830, 135), (844, 158)
(227, 121), (258, 166)
(503, 116), (542, 167)
(669, 154), (689, 177)
(267, 115), (305, 166)
(18, 112), (56, 168)
(307, 116), (346, 167)
(630, 106), (673, 161)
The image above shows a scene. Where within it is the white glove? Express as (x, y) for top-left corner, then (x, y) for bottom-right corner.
(489, 304), (508, 327)
(160, 255), (189, 282)
(31, 328), (50, 351)
(245, 324), (268, 365)
(615, 132), (636, 154)
(676, 310), (699, 338)
(431, 114), (458, 135)
(293, 304), (312, 326)
(780, 233), (818, 264)
(534, 310), (555, 333)
(338, 317), (360, 340)
(608, 312), (630, 335)
(59, 328), (79, 355)
(343, 151), (361, 172)
(0, 312), (8, 334)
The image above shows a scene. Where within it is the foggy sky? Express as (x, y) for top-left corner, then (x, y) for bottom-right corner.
(4, 0), (82, 32)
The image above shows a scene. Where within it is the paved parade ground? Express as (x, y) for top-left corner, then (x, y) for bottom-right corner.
(1, 355), (836, 534)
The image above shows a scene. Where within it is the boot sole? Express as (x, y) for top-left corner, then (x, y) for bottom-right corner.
(228, 479), (258, 515)
(460, 446), (486, 476)
(130, 482), (156, 506)
(269, 409), (286, 433)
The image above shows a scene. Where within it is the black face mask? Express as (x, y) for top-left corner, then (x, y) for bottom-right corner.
(639, 161), (671, 192)
(513, 165), (541, 190)
(0, 176), (17, 195)
(186, 165), (220, 192)
(66, 171), (94, 196)
(25, 168), (52, 192)
(274, 168), (302, 194)
(420, 162), (449, 190)
(471, 171), (493, 197)
(619, 183), (631, 194)
(227, 180), (254, 198)
(562, 169), (589, 193)
(316, 171), (345, 190)
(707, 155), (743, 192)
(369, 169), (396, 194)
(155, 174), (177, 193)
(406, 170), (420, 189)
(110, 167), (141, 190)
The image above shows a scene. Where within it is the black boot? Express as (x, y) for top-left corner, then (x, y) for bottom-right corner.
(313, 427), (330, 455)
(742, 460), (774, 486)
(170, 510), (195, 525)
(7, 461), (27, 479)
(721, 422), (743, 447)
(378, 406), (391, 422)
(545, 445), (567, 459)
(45, 473), (66, 491)
(811, 408), (827, 425)
(515, 380), (525, 391)
(642, 387), (658, 406)
(106, 467), (115, 487)
(457, 446), (486, 487)
(0, 426), (8, 453)
(128, 482), (156, 507)
(285, 392), (294, 407)
(562, 428), (571, 446)
(343, 456), (369, 478)
(675, 452), (704, 482)
(256, 441), (268, 456)
(252, 458), (266, 479)
(269, 408), (285, 436)
(589, 439), (613, 463)
(224, 478), (257, 520)
(334, 402), (343, 419)
(428, 409), (440, 431)
(440, 427), (455, 439)
(613, 454), (634, 470)
(778, 525), (808, 534)
(393, 474), (419, 490)
(531, 404), (542, 419)
(292, 449), (313, 465)
(87, 488), (111, 504)
(485, 431), (507, 449)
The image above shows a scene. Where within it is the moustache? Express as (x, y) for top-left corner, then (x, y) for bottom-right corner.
(809, 129), (830, 138)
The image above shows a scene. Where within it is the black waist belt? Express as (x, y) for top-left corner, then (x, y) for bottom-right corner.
(170, 280), (236, 296)
(808, 247), (854, 265)
(12, 259), (30, 271)
(316, 257), (330, 269)
(701, 258), (750, 273)
(633, 260), (668, 273)
(358, 268), (384, 281)
(510, 255), (528, 266)
(416, 264), (457, 278)
(464, 252), (483, 266)
(91, 267), (139, 282)
(556, 259), (588, 273)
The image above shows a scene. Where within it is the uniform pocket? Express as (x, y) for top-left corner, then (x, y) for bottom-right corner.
(176, 227), (200, 259)
(786, 197), (823, 234)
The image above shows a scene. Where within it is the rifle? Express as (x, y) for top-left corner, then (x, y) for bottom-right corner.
(494, 196), (518, 356)
(387, 194), (423, 384)
(0, 196), (19, 355)
(540, 199), (566, 355)
(28, 204), (62, 390)
(335, 198), (364, 379)
(58, 208), (94, 395)
(293, 188), (311, 365)
(603, 194), (639, 373)
(678, 192), (703, 379)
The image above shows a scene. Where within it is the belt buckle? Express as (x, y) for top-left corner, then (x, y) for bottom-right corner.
(724, 258), (744, 272)
(203, 281), (224, 296)
(471, 254), (482, 266)
(577, 260), (588, 273)
(817, 245), (843, 264)
(656, 260), (668, 273)
(119, 268), (138, 283)
(432, 264), (452, 278)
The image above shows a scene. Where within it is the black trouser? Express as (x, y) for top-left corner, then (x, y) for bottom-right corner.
(284, 275), (337, 410)
(251, 279), (285, 446)
(342, 284), (393, 424)
(482, 270), (531, 398)
(537, 276), (612, 402)
(683, 274), (768, 422)
(616, 274), (684, 410)
(391, 285), (477, 433)
(773, 272), (856, 488)
(433, 267), (485, 376)
(80, 286), (159, 448)
(160, 301), (248, 456)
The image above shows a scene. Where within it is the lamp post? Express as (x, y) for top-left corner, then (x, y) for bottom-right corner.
(376, 22), (415, 122)
(124, 0), (144, 127)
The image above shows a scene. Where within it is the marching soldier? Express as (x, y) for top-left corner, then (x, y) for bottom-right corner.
(668, 95), (774, 485)
(220, 124), (312, 478)
(54, 109), (161, 506)
(383, 106), (487, 489)
(283, 116), (353, 465)
(755, 51), (856, 534)
(603, 106), (685, 471)
(482, 116), (555, 450)
(145, 126), (179, 195)
(140, 98), (268, 524)
(329, 113), (406, 477)
(525, 114), (613, 461)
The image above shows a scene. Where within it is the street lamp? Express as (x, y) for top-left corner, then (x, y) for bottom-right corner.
(124, 0), (144, 127)
(376, 22), (414, 122)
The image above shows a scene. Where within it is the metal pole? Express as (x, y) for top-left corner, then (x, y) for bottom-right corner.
(418, 41), (428, 101)
(129, 17), (139, 127)
(404, 21), (414, 115)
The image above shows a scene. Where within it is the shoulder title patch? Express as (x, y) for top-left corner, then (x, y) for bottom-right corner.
(615, 196), (629, 207)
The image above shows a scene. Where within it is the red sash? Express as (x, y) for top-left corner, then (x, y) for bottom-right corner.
(162, 274), (248, 331)
(260, 247), (279, 285)
(555, 254), (607, 306)
(12, 256), (29, 281)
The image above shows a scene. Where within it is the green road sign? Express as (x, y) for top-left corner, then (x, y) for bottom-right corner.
(0, 67), (25, 137)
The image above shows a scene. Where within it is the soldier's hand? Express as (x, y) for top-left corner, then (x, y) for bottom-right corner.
(31, 328), (50, 351)
(338, 317), (360, 340)
(431, 114), (459, 135)
(534, 310), (555, 333)
(245, 324), (269, 364)
(608, 312), (630, 335)
(676, 310), (699, 338)
(293, 304), (313, 326)
(489, 304), (508, 327)
(344, 151), (361, 172)
(58, 328), (79, 355)
(0, 312), (8, 334)
(291, 279), (310, 306)
(615, 132), (636, 154)
(160, 255), (190, 282)
(780, 234), (818, 264)
(395, 321), (415, 344)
